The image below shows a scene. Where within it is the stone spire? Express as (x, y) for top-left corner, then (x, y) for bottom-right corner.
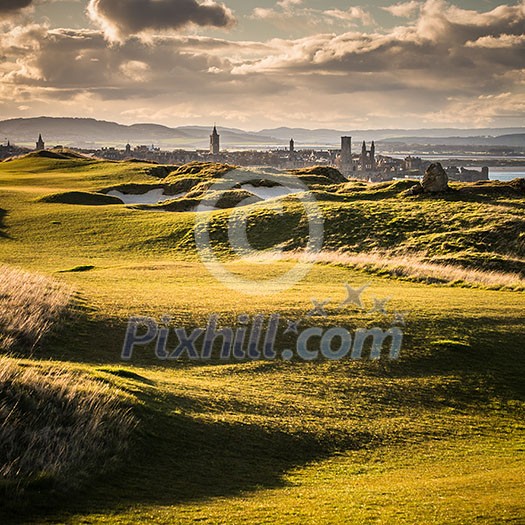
(210, 125), (220, 155)
(36, 134), (45, 151)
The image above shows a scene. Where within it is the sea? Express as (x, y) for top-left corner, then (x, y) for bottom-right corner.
(484, 168), (525, 182)
(389, 154), (525, 182)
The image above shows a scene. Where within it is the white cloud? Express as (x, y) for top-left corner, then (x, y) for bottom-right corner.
(382, 1), (421, 18)
(278, 0), (303, 8)
(119, 60), (150, 82)
(466, 34), (525, 48)
(251, 2), (374, 27)
(324, 7), (374, 25)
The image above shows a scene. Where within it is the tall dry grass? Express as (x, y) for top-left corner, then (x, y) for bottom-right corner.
(0, 357), (137, 495)
(244, 250), (524, 290)
(0, 265), (72, 352)
(300, 251), (525, 290)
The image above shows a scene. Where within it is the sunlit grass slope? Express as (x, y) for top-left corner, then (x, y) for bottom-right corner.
(0, 154), (523, 277)
(0, 153), (523, 524)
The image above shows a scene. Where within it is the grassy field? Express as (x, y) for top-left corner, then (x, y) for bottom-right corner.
(0, 152), (523, 524)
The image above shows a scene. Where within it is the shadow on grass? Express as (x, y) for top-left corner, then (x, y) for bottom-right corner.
(383, 315), (525, 401)
(33, 308), (525, 439)
(0, 208), (8, 239)
(3, 388), (372, 523)
(40, 307), (525, 403)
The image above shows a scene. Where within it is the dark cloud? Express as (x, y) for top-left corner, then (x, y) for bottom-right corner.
(0, 27), (277, 100)
(0, 1), (523, 128)
(0, 0), (33, 14)
(87, 0), (235, 41)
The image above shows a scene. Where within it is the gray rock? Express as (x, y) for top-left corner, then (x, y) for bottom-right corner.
(406, 184), (423, 196)
(421, 162), (449, 193)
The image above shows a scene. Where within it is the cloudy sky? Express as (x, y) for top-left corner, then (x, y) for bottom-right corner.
(1, 0), (524, 130)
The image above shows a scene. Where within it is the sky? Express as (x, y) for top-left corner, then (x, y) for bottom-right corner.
(0, 0), (524, 130)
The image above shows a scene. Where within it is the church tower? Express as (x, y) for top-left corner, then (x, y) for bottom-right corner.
(339, 136), (353, 177)
(360, 141), (367, 171)
(370, 141), (376, 169)
(210, 125), (220, 156)
(341, 136), (352, 165)
(36, 134), (45, 151)
(289, 138), (295, 153)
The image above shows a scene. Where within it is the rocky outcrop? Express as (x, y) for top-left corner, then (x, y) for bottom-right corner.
(407, 162), (450, 195)
(421, 163), (449, 192)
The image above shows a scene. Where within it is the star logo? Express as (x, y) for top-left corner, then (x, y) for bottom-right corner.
(392, 311), (409, 326)
(307, 298), (331, 317)
(370, 297), (390, 315)
(340, 283), (370, 309)
(284, 319), (301, 335)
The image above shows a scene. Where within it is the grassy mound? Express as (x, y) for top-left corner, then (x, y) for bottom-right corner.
(100, 183), (165, 195)
(134, 189), (262, 213)
(21, 150), (78, 161)
(15, 148), (92, 162)
(0, 266), (72, 353)
(290, 165), (347, 184)
(456, 178), (525, 197)
(164, 162), (235, 181)
(40, 191), (123, 206)
(153, 177), (523, 275)
(162, 163), (237, 198)
(0, 357), (136, 497)
(154, 163), (307, 210)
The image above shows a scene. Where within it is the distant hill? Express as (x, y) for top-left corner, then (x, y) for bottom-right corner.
(0, 117), (281, 149)
(381, 134), (525, 147)
(259, 127), (525, 146)
(1, 117), (524, 149)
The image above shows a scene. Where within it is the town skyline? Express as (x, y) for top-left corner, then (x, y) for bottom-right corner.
(0, 122), (499, 185)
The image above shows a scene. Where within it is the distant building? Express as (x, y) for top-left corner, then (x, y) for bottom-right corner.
(210, 125), (220, 156)
(360, 141), (376, 171)
(0, 139), (27, 160)
(404, 155), (423, 172)
(447, 166), (490, 182)
(125, 143), (131, 156)
(35, 134), (45, 151)
(339, 136), (354, 176)
(289, 138), (295, 153)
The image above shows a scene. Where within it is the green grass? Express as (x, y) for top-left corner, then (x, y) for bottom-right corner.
(61, 434), (523, 524)
(0, 155), (523, 524)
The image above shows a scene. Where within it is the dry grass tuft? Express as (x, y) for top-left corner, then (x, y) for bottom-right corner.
(238, 250), (525, 290)
(0, 265), (73, 352)
(298, 251), (525, 290)
(0, 357), (137, 495)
